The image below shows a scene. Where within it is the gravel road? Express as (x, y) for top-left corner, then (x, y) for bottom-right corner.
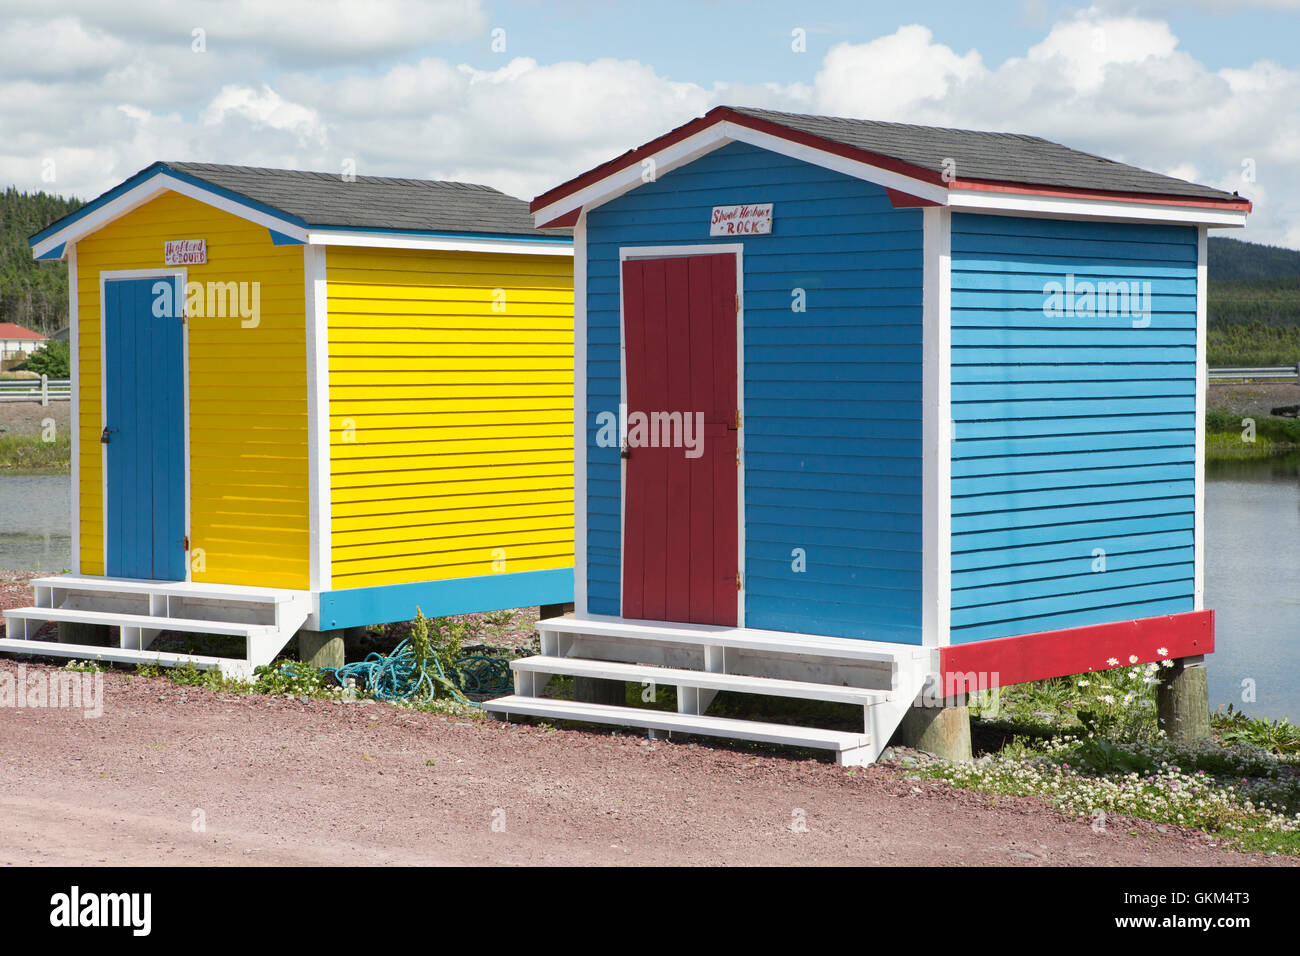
(0, 663), (1290, 867)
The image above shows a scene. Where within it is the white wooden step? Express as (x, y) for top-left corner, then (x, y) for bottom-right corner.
(482, 695), (871, 756)
(4, 606), (275, 638)
(537, 613), (922, 663)
(32, 574), (298, 604)
(0, 638), (249, 678)
(511, 655), (890, 705)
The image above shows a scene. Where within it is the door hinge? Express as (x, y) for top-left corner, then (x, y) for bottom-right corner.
(733, 409), (742, 429)
(735, 294), (740, 316)
(182, 535), (190, 551)
(736, 572), (744, 591)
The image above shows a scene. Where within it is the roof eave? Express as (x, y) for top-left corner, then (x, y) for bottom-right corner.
(29, 164), (310, 261)
(531, 107), (1252, 229)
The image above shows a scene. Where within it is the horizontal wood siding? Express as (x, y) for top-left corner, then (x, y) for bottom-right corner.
(326, 247), (574, 590)
(75, 191), (309, 587)
(949, 213), (1198, 643)
(586, 141), (925, 641)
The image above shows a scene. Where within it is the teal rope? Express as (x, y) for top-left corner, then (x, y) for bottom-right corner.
(315, 639), (513, 704)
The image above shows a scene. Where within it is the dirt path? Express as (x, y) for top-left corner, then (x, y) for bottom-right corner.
(0, 664), (1290, 867)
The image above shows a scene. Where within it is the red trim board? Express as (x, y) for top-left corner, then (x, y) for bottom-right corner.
(939, 609), (1214, 693)
(532, 106), (1251, 219)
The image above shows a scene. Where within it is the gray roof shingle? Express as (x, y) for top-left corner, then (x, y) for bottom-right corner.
(164, 161), (568, 238)
(729, 106), (1242, 202)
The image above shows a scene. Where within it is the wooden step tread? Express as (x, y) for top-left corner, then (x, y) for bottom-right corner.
(511, 656), (890, 705)
(0, 638), (235, 672)
(482, 695), (870, 752)
(4, 606), (274, 637)
(537, 614), (917, 663)
(32, 575), (299, 603)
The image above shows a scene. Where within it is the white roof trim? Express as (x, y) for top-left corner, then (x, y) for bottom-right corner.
(947, 188), (1250, 227)
(306, 230), (573, 256)
(532, 117), (1250, 229)
(31, 172), (309, 260)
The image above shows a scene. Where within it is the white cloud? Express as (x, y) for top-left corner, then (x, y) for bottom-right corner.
(0, 0), (487, 65)
(814, 26), (985, 120)
(1, 4), (1297, 248)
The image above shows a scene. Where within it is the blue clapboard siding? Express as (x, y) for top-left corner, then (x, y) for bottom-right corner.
(949, 213), (1198, 643)
(585, 141), (925, 641)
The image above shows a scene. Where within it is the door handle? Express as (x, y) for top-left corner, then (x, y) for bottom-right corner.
(101, 426), (117, 444)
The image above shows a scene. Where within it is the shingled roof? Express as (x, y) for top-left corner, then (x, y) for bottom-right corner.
(163, 162), (562, 237)
(30, 161), (568, 248)
(728, 107), (1240, 202)
(532, 105), (1248, 217)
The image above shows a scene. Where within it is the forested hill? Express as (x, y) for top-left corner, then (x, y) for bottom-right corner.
(1209, 236), (1300, 280)
(0, 188), (84, 336)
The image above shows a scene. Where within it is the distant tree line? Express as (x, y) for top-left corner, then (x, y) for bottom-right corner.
(0, 187), (84, 336)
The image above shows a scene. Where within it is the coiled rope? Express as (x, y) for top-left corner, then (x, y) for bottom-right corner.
(315, 638), (513, 705)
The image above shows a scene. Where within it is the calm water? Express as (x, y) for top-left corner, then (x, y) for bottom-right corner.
(1205, 454), (1300, 720)
(0, 463), (1297, 716)
(0, 473), (71, 574)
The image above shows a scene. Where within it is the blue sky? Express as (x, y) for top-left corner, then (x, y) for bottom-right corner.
(435, 1), (1297, 82)
(1, 0), (1297, 246)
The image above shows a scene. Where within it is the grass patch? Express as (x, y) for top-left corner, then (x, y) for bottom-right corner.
(934, 660), (1300, 856)
(0, 433), (70, 471)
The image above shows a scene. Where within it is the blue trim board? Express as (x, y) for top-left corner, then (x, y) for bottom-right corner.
(316, 568), (574, 630)
(34, 241), (65, 261)
(30, 162), (573, 250)
(268, 229), (305, 246)
(29, 162), (309, 247)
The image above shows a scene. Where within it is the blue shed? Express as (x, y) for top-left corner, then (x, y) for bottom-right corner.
(484, 106), (1252, 765)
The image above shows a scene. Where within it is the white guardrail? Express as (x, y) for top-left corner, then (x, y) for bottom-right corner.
(0, 376), (71, 405)
(1209, 365), (1300, 382)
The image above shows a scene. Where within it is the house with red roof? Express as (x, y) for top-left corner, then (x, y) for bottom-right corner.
(0, 322), (47, 362)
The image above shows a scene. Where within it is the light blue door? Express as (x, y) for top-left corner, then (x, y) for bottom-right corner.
(104, 276), (186, 581)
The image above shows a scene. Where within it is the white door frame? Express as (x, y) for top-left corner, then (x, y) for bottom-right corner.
(98, 268), (191, 582)
(616, 243), (745, 626)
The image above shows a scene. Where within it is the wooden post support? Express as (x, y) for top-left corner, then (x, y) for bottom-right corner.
(40, 374), (49, 407)
(298, 628), (346, 669)
(894, 703), (973, 762)
(1157, 655), (1211, 743)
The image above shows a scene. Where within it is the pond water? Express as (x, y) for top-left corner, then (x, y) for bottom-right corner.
(0, 461), (1297, 717)
(1205, 453), (1300, 721)
(0, 472), (71, 574)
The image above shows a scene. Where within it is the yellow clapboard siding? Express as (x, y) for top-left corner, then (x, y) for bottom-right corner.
(332, 474), (572, 504)
(329, 420), (568, 441)
(330, 553), (570, 590)
(334, 513), (570, 547)
(74, 189), (309, 588)
(333, 487), (570, 519)
(332, 500), (569, 533)
(332, 459), (571, 485)
(329, 328), (571, 345)
(327, 245), (573, 589)
(333, 538), (572, 573)
(330, 434), (569, 461)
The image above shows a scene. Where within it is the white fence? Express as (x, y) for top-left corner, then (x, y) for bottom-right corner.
(1209, 366), (1300, 382)
(0, 376), (71, 405)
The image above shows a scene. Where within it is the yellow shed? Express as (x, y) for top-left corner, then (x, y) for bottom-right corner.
(3, 162), (574, 677)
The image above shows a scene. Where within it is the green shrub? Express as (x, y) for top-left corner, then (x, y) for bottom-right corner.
(22, 340), (69, 378)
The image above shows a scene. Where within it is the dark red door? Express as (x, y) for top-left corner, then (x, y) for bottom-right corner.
(621, 253), (738, 626)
